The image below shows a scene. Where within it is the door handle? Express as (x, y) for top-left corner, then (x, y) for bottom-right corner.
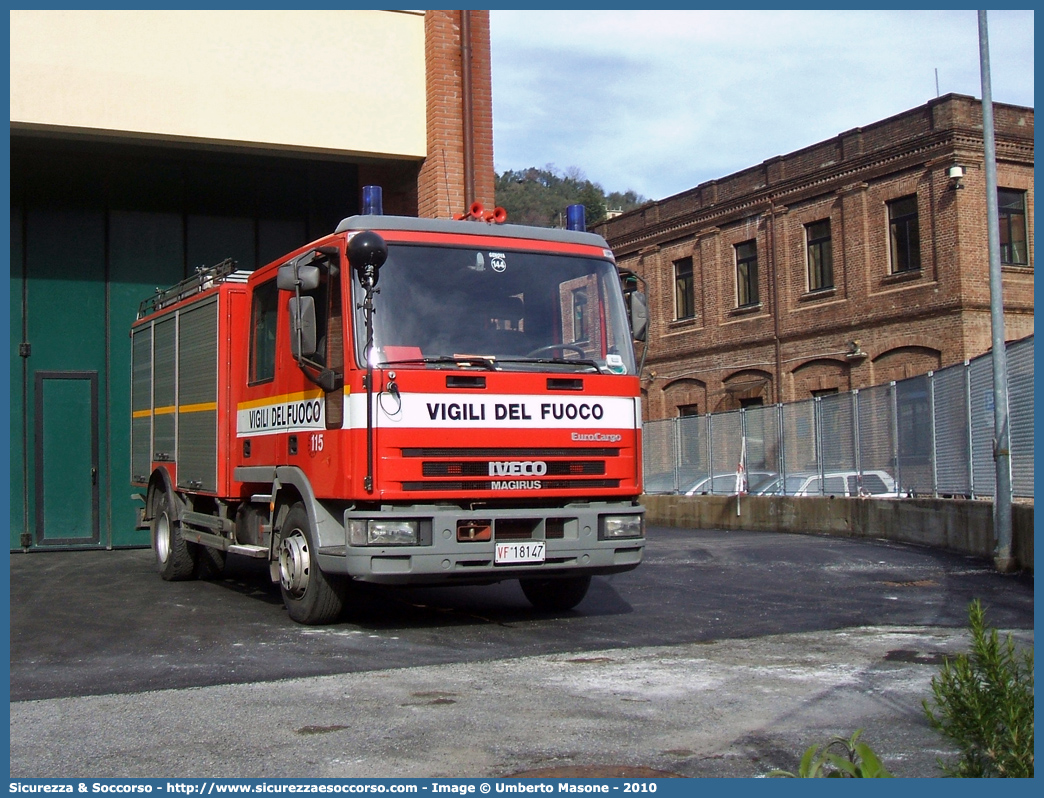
(91, 467), (98, 486)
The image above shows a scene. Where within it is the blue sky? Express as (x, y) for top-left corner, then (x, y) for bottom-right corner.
(490, 9), (1035, 201)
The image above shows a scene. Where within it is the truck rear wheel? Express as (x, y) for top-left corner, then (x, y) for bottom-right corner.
(152, 490), (196, 581)
(277, 503), (345, 624)
(519, 574), (591, 611)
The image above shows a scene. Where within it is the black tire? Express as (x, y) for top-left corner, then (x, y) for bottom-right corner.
(277, 503), (345, 624)
(152, 489), (197, 581)
(195, 546), (227, 580)
(520, 574), (591, 611)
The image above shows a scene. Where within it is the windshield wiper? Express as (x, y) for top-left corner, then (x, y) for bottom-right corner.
(378, 356), (500, 371)
(378, 355), (602, 373)
(494, 357), (601, 372)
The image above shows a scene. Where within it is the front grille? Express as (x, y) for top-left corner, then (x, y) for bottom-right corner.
(495, 519), (539, 540)
(545, 518), (566, 539)
(403, 447), (620, 458)
(456, 518), (566, 542)
(401, 479), (620, 491)
(423, 461), (605, 477)
(400, 446), (623, 493)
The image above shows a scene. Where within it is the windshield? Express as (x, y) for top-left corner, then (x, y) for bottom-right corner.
(352, 243), (637, 375)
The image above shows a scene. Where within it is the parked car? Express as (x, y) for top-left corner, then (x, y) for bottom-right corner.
(683, 471), (778, 496)
(754, 470), (899, 498)
(641, 473), (675, 494)
(642, 472), (689, 494)
(643, 467), (712, 494)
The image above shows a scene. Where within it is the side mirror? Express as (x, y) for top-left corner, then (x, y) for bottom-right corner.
(276, 264), (296, 291)
(347, 231), (388, 289)
(288, 296), (317, 358)
(277, 253), (321, 292)
(316, 369), (343, 393)
(629, 291), (648, 342)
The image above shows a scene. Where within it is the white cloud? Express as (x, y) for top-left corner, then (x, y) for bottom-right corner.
(491, 10), (1034, 200)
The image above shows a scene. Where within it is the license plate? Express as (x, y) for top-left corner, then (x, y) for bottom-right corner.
(495, 541), (545, 565)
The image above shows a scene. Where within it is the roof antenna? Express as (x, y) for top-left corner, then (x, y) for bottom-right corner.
(935, 67), (940, 98)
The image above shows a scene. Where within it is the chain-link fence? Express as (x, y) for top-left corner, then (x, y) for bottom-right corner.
(644, 335), (1034, 499)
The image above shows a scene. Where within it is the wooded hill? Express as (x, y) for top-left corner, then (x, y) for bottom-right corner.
(495, 166), (647, 229)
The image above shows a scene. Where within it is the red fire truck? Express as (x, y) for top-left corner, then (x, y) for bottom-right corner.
(131, 199), (647, 624)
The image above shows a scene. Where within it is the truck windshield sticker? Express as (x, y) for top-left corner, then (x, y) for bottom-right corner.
(237, 391), (325, 437)
(489, 251), (507, 272)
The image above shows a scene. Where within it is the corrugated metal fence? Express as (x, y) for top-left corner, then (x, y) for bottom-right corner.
(643, 335), (1034, 499)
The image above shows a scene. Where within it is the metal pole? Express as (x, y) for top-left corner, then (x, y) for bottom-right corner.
(777, 403), (786, 488)
(852, 389), (861, 478)
(978, 10), (1015, 572)
(890, 383), (900, 496)
(964, 361), (975, 498)
(707, 413), (714, 490)
(928, 372), (939, 498)
(673, 416), (681, 494)
(738, 408), (746, 515)
(363, 282), (377, 494)
(814, 397), (824, 494)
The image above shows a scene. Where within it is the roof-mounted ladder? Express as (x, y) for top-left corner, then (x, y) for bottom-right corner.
(137, 258), (238, 318)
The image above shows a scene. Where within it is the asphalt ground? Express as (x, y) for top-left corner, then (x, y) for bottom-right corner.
(8, 526), (1035, 778)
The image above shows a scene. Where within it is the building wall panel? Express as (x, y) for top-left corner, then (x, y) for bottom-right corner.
(10, 10), (427, 160)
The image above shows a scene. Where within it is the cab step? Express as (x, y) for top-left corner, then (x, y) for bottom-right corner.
(228, 544), (269, 558)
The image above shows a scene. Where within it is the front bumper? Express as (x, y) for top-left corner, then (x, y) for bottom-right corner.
(315, 501), (644, 585)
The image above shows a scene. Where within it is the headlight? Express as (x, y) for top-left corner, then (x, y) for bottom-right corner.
(348, 519), (419, 546)
(602, 515), (644, 539)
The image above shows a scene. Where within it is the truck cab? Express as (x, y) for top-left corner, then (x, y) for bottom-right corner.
(133, 211), (646, 624)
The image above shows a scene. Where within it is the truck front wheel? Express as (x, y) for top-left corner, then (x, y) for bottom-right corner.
(277, 503), (345, 624)
(519, 574), (591, 611)
(152, 490), (196, 581)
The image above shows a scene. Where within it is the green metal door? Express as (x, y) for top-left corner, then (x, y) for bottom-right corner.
(34, 372), (99, 545)
(22, 208), (108, 549)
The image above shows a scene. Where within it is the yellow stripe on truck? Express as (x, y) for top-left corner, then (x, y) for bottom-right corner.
(237, 390), (323, 411)
(179, 402), (217, 414)
(133, 402), (217, 418)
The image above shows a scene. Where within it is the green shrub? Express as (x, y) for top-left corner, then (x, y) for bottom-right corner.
(768, 729), (893, 778)
(923, 599), (1034, 777)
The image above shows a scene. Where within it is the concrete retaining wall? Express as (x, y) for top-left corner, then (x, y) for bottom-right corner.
(642, 494), (1034, 572)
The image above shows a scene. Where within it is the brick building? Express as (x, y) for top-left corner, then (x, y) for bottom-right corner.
(595, 94), (1033, 421)
(9, 10), (493, 550)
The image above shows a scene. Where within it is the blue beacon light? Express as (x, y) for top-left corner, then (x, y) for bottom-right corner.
(566, 204), (586, 232)
(362, 185), (383, 216)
